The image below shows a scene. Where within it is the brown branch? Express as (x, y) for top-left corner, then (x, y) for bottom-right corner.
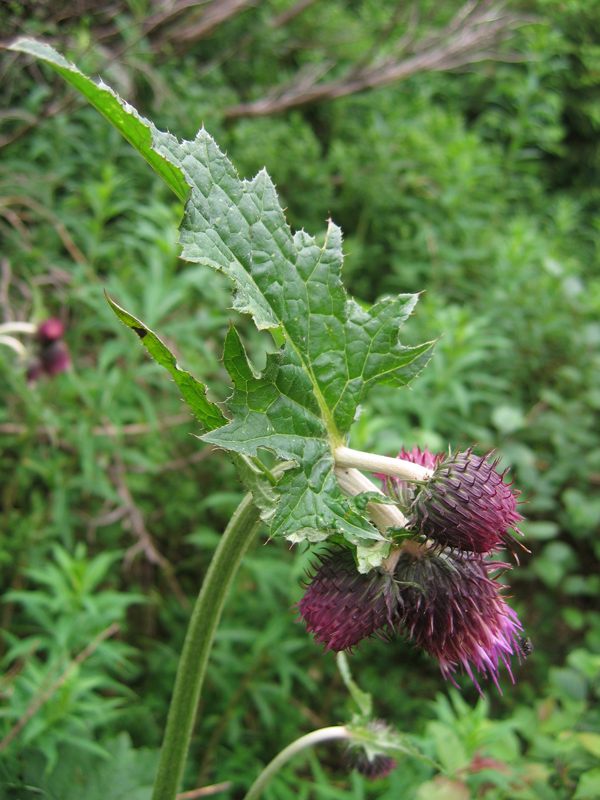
(142, 0), (213, 37)
(0, 259), (13, 321)
(0, 92), (78, 151)
(225, 1), (533, 119)
(269, 0), (319, 29)
(0, 196), (86, 264)
(176, 783), (232, 800)
(109, 451), (190, 610)
(128, 446), (214, 474)
(0, 412), (194, 438)
(151, 0), (263, 51)
(0, 622), (120, 753)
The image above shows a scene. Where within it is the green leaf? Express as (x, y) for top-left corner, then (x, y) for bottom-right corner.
(1, 733), (157, 800)
(210, 325), (386, 543)
(106, 293), (226, 433)
(574, 768), (600, 800)
(20, 40), (434, 546)
(8, 38), (189, 203)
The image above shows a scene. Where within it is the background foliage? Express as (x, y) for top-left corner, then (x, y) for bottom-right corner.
(1, 1), (600, 798)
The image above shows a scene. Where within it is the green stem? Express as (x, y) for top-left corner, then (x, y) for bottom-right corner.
(151, 490), (262, 800)
(242, 727), (351, 800)
(336, 652), (372, 718)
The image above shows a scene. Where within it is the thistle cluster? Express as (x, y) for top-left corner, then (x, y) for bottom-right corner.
(298, 447), (528, 694)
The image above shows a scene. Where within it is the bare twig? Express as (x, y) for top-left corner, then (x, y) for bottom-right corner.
(0, 412), (194, 438)
(129, 447), (213, 474)
(269, 0), (319, 29)
(161, 0), (261, 49)
(0, 196), (86, 264)
(0, 92), (78, 151)
(225, 1), (532, 119)
(109, 449), (190, 609)
(0, 259), (14, 321)
(0, 622), (120, 753)
(142, 0), (213, 38)
(176, 783), (232, 800)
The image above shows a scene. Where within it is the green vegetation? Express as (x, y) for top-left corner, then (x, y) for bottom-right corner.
(1, 2), (600, 798)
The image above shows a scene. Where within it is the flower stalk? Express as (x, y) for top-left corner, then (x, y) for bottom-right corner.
(152, 488), (262, 800)
(242, 727), (351, 800)
(0, 322), (37, 336)
(335, 446), (433, 483)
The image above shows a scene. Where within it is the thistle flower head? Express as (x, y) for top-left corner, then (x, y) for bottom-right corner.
(344, 720), (398, 779)
(394, 542), (524, 694)
(412, 447), (523, 555)
(296, 548), (398, 653)
(346, 751), (397, 780)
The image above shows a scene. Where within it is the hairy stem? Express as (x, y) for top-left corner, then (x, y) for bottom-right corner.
(242, 727), (351, 800)
(333, 465), (408, 529)
(335, 446), (433, 482)
(151, 489), (262, 800)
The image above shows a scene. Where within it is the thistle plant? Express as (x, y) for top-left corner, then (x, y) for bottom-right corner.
(8, 38), (530, 800)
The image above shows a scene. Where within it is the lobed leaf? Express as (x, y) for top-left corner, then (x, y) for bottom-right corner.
(8, 38), (189, 203)
(16, 39), (435, 545)
(106, 293), (226, 433)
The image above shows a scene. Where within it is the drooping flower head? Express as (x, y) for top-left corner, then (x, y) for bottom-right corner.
(394, 541), (523, 695)
(297, 541), (527, 694)
(296, 548), (399, 653)
(343, 719), (398, 780)
(411, 447), (524, 555)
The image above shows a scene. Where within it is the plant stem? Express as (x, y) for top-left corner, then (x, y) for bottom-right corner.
(334, 465), (408, 530)
(335, 446), (433, 482)
(0, 335), (28, 358)
(151, 490), (262, 800)
(336, 652), (372, 718)
(242, 727), (351, 800)
(0, 322), (37, 336)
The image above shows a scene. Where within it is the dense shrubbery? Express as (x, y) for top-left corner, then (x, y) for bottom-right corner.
(1, 2), (599, 798)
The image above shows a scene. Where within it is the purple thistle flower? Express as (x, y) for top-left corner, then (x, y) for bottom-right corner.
(346, 751), (397, 780)
(412, 447), (524, 555)
(394, 542), (524, 695)
(296, 549), (398, 653)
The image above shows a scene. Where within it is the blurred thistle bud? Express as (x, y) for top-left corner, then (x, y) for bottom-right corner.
(27, 318), (70, 381)
(378, 445), (443, 508)
(394, 542), (525, 694)
(36, 318), (64, 342)
(344, 720), (398, 780)
(296, 548), (399, 653)
(411, 447), (524, 555)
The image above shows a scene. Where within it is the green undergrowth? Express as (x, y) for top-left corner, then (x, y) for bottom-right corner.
(1, 1), (600, 798)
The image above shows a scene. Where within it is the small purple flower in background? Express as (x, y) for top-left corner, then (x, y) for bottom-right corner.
(411, 447), (524, 556)
(394, 542), (523, 695)
(27, 318), (71, 381)
(37, 318), (65, 342)
(296, 549), (399, 653)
